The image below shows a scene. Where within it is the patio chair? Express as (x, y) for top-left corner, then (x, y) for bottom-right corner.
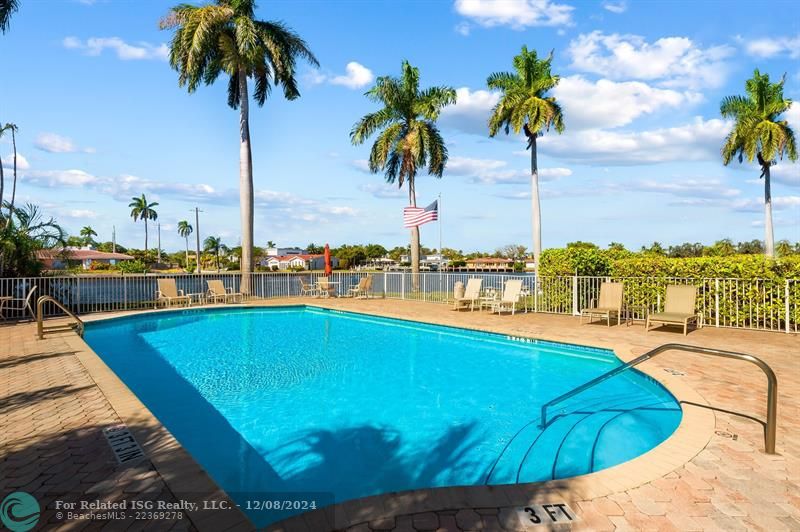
(452, 278), (483, 311)
(206, 279), (244, 303)
(299, 278), (318, 297)
(348, 275), (373, 298)
(489, 279), (523, 315)
(646, 285), (701, 336)
(156, 279), (191, 308)
(317, 277), (337, 298)
(580, 282), (624, 326)
(0, 285), (38, 320)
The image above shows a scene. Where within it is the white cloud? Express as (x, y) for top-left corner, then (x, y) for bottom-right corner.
(744, 35), (800, 59)
(785, 102), (800, 128)
(1, 153), (30, 170)
(538, 117), (732, 165)
(455, 22), (471, 36)
(62, 209), (98, 219)
(629, 179), (740, 200)
(34, 133), (95, 154)
(602, 0), (627, 13)
(566, 31), (734, 89)
(733, 195), (800, 212)
(63, 36), (169, 61)
(24, 169), (98, 186)
(359, 183), (405, 199)
(454, 0), (574, 29)
(771, 164), (800, 188)
(309, 62), (374, 89)
(447, 156), (570, 184)
(553, 75), (702, 130)
(440, 87), (500, 135)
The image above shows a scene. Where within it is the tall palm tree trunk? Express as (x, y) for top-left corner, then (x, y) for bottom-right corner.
(185, 237), (190, 270)
(408, 177), (420, 291)
(763, 162), (774, 258)
(238, 67), (254, 294)
(530, 133), (542, 282)
(0, 152), (4, 217)
(144, 218), (148, 253)
(9, 128), (17, 214)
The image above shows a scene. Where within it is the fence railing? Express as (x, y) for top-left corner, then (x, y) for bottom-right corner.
(2, 272), (797, 333)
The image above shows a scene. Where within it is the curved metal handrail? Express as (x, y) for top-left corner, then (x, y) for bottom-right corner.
(540, 343), (778, 454)
(36, 295), (84, 339)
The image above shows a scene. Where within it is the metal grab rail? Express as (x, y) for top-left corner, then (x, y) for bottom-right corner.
(540, 343), (778, 454)
(36, 295), (85, 339)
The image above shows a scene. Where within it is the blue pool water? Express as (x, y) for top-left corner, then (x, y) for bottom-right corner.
(84, 306), (681, 525)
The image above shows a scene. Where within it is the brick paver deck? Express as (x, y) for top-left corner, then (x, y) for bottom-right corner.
(1, 299), (798, 531)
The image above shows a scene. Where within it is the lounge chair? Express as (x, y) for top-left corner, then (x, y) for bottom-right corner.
(452, 278), (483, 311)
(489, 279), (523, 315)
(317, 277), (337, 298)
(348, 275), (373, 298)
(646, 285), (701, 335)
(156, 279), (191, 308)
(580, 282), (623, 326)
(299, 278), (318, 297)
(0, 285), (37, 320)
(206, 279), (244, 303)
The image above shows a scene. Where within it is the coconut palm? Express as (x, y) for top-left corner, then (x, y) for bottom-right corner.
(721, 69), (797, 258)
(177, 220), (193, 270)
(79, 226), (98, 246)
(1, 0), (19, 34)
(487, 47), (565, 280)
(0, 123), (18, 217)
(160, 0), (318, 293)
(0, 202), (66, 277)
(204, 236), (225, 271)
(128, 194), (159, 253)
(351, 60), (456, 284)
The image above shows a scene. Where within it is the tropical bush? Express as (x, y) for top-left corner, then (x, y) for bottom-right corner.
(118, 260), (148, 274)
(0, 203), (66, 277)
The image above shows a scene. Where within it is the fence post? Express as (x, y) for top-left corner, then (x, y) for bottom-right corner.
(287, 272), (291, 298)
(534, 277), (539, 313)
(123, 275), (128, 310)
(383, 273), (387, 299)
(571, 274), (578, 316)
(715, 278), (720, 328)
(786, 279), (791, 334)
(401, 273), (405, 300)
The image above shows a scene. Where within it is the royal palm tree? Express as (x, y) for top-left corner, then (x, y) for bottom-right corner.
(721, 69), (797, 258)
(160, 0), (318, 293)
(204, 236), (225, 271)
(1, 0), (19, 34)
(487, 47), (565, 280)
(351, 60), (456, 285)
(0, 123), (18, 217)
(177, 220), (193, 270)
(128, 194), (159, 253)
(79, 225), (98, 246)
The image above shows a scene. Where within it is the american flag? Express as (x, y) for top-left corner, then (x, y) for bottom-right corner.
(403, 200), (438, 228)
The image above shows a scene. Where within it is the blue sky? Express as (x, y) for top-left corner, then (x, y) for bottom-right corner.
(1, 0), (799, 253)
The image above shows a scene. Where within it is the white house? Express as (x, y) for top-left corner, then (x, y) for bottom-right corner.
(266, 246), (306, 257)
(263, 254), (338, 271)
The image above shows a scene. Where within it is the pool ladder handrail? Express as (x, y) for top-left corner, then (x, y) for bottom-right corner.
(540, 343), (778, 454)
(36, 295), (85, 339)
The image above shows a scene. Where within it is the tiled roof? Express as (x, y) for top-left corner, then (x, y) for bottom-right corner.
(36, 248), (134, 261)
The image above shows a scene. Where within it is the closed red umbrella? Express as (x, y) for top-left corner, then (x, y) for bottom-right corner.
(324, 244), (332, 276)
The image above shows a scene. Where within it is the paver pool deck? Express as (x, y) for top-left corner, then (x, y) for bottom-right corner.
(1, 297), (798, 531)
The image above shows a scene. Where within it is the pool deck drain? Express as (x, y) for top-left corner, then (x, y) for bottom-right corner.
(2, 298), (798, 531)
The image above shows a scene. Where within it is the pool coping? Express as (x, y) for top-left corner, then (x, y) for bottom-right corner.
(73, 302), (716, 531)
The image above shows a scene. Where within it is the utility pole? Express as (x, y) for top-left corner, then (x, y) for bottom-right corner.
(112, 226), (116, 253)
(194, 207), (203, 274)
(157, 223), (162, 263)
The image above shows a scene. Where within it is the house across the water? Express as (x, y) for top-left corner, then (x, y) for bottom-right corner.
(36, 246), (135, 270)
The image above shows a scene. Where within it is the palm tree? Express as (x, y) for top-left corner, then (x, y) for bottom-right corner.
(204, 236), (225, 271)
(79, 225), (98, 246)
(1, 0), (19, 34)
(351, 60), (456, 285)
(721, 69), (797, 258)
(0, 202), (66, 277)
(160, 0), (318, 293)
(0, 123), (18, 217)
(267, 240), (276, 248)
(487, 47), (565, 280)
(128, 194), (159, 253)
(177, 220), (193, 270)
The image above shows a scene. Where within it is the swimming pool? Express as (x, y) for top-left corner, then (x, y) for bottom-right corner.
(84, 306), (681, 525)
